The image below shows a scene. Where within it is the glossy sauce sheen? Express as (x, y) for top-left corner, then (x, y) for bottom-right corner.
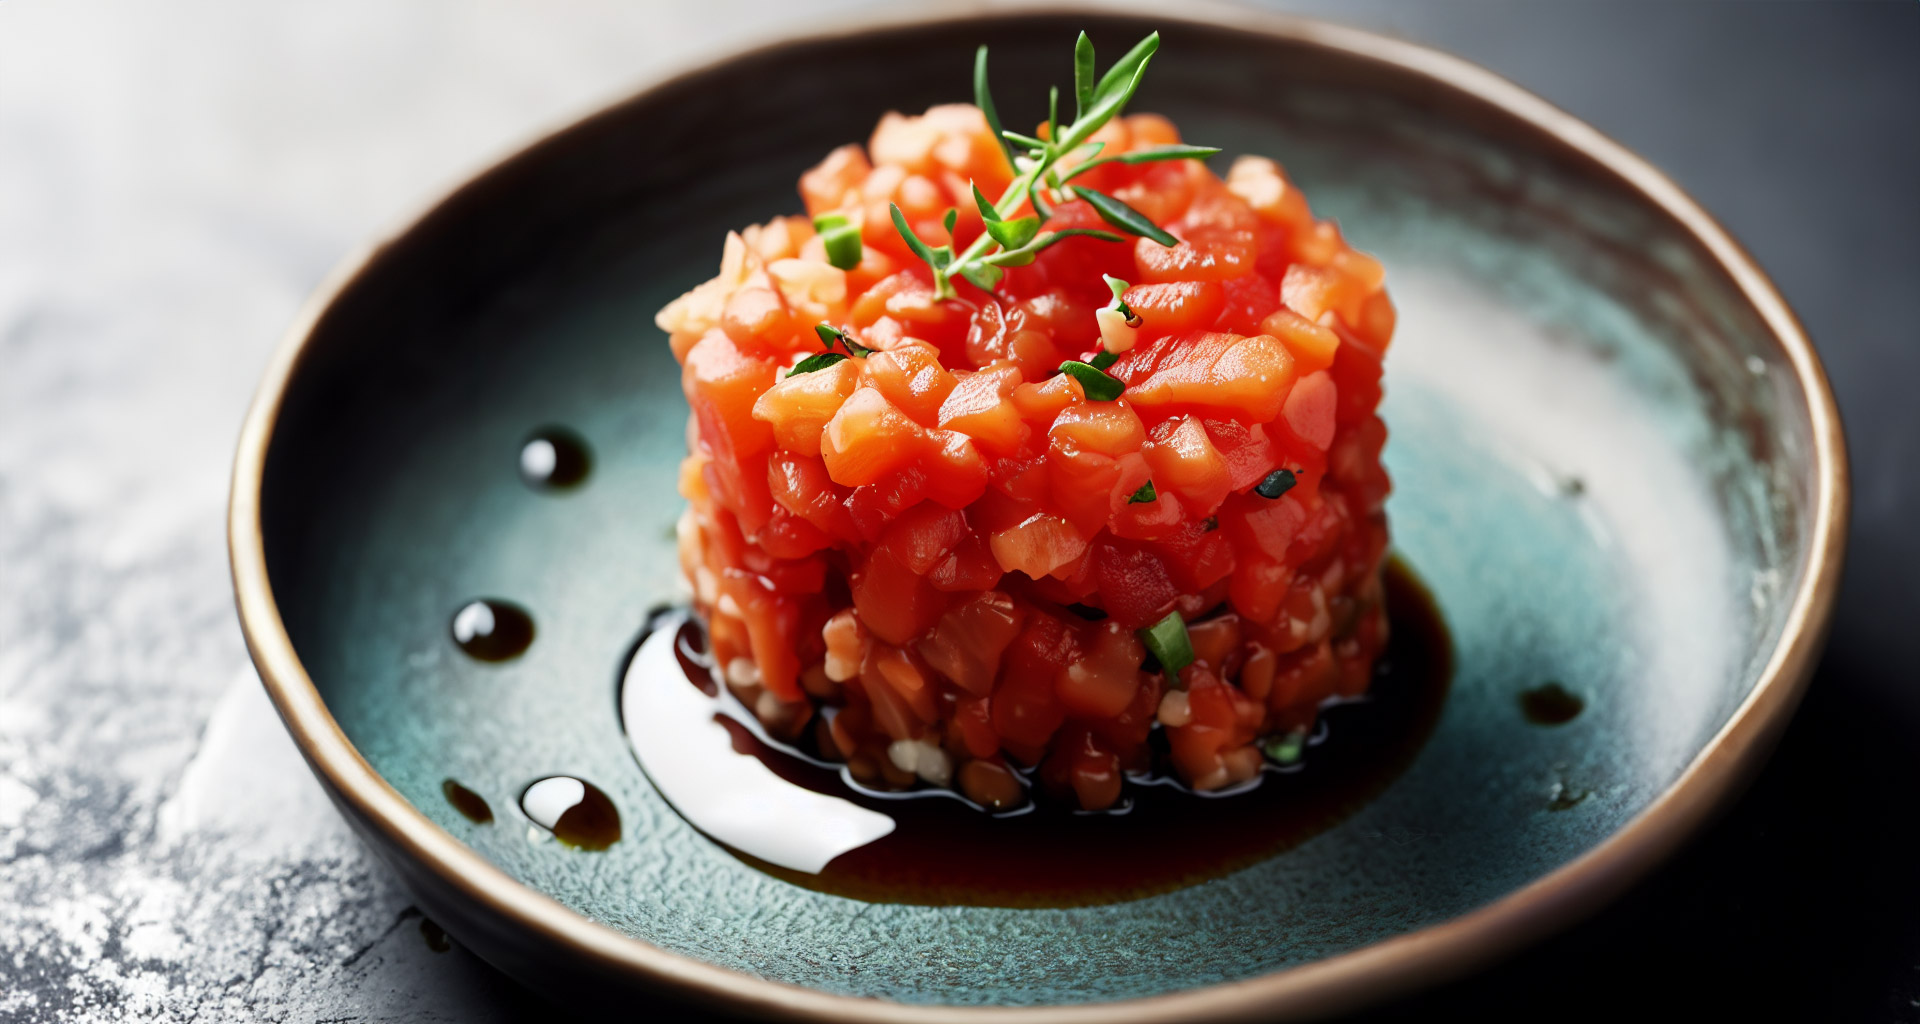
(450, 599), (535, 661)
(518, 427), (592, 489)
(519, 776), (621, 850)
(441, 779), (494, 824)
(651, 560), (1450, 908)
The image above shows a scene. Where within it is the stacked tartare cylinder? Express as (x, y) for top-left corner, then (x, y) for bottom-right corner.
(658, 104), (1393, 811)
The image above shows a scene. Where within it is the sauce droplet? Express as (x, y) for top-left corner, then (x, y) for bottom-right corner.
(1520, 682), (1584, 725)
(519, 776), (621, 850)
(442, 779), (493, 823)
(450, 599), (534, 661)
(519, 427), (591, 489)
(419, 918), (452, 953)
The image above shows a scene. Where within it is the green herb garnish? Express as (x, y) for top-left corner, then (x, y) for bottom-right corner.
(1262, 729), (1307, 766)
(1138, 611), (1194, 676)
(787, 351), (847, 377)
(814, 323), (872, 356)
(1254, 468), (1297, 499)
(1072, 185), (1179, 247)
(1088, 350), (1118, 370)
(1102, 273), (1141, 327)
(1058, 360), (1125, 401)
(887, 31), (1215, 299)
(1128, 480), (1157, 504)
(1059, 143), (1223, 184)
(812, 212), (863, 270)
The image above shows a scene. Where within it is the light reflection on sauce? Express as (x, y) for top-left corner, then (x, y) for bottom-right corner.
(621, 560), (1451, 908)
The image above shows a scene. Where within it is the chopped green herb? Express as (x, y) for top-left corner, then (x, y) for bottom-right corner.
(812, 212), (863, 271)
(1072, 31), (1097, 121)
(1128, 480), (1157, 504)
(973, 45), (1011, 161)
(787, 351), (847, 377)
(881, 30), (1199, 302)
(813, 323), (871, 356)
(1254, 468), (1297, 499)
(958, 262), (1004, 292)
(1262, 729), (1307, 765)
(1137, 610), (1194, 676)
(1060, 143), (1224, 184)
(1101, 272), (1141, 326)
(1072, 186), (1178, 247)
(1058, 359), (1125, 401)
(1088, 350), (1118, 370)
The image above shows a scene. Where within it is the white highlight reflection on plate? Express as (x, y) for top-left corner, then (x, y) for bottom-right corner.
(620, 623), (895, 874)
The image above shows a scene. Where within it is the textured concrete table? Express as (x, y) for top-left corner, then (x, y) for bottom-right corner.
(2, 2), (1915, 1021)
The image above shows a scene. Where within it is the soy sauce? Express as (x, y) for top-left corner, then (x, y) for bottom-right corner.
(441, 779), (494, 824)
(519, 427), (591, 490)
(643, 559), (1451, 908)
(519, 776), (621, 850)
(1519, 682), (1584, 725)
(450, 599), (534, 661)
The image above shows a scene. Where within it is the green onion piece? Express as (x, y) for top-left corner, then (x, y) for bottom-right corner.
(1072, 186), (1178, 247)
(812, 213), (863, 271)
(1254, 468), (1297, 499)
(1262, 729), (1307, 766)
(1058, 360), (1125, 401)
(787, 351), (847, 377)
(1088, 350), (1118, 370)
(1137, 610), (1194, 677)
(1128, 480), (1157, 504)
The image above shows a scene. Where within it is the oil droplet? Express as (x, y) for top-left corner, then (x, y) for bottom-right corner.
(450, 599), (534, 661)
(419, 917), (451, 953)
(520, 776), (620, 850)
(519, 427), (591, 490)
(1520, 682), (1584, 725)
(442, 779), (493, 823)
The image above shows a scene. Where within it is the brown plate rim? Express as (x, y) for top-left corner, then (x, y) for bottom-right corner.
(227, 3), (1850, 1020)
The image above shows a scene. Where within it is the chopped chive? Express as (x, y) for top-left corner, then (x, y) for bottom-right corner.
(1072, 186), (1178, 247)
(1128, 480), (1157, 504)
(1137, 610), (1194, 677)
(787, 351), (847, 377)
(1058, 359), (1125, 401)
(812, 212), (863, 271)
(1088, 349), (1118, 370)
(1254, 468), (1297, 499)
(1262, 729), (1307, 766)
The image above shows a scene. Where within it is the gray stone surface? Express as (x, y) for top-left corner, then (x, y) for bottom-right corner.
(1, 1), (1914, 1021)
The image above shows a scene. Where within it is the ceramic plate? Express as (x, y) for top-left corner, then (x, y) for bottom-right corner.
(230, 8), (1845, 1020)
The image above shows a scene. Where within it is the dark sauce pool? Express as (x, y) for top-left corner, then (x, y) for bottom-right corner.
(630, 559), (1451, 908)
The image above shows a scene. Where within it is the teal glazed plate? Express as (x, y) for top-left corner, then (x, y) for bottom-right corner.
(229, 6), (1847, 1021)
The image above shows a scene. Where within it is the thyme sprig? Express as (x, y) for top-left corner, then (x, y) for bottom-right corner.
(890, 31), (1219, 300)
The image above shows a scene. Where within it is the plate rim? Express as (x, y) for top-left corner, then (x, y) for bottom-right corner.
(227, 3), (1850, 1020)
